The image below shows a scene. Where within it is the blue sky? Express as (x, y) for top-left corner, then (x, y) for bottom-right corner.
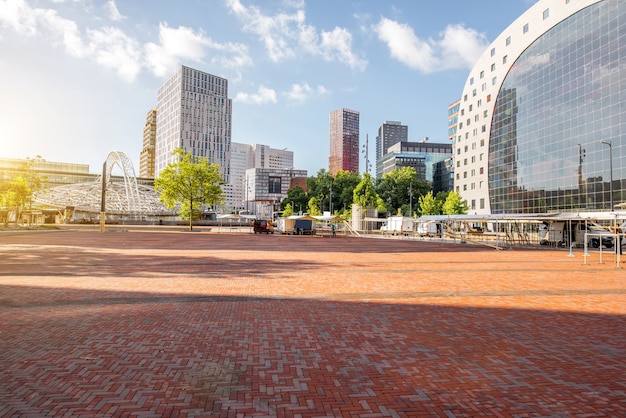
(0, 0), (535, 177)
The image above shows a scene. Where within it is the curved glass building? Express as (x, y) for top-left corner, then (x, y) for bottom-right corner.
(455, 0), (625, 213)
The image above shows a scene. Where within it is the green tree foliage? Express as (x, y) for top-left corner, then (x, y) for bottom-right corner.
(442, 191), (469, 215)
(306, 169), (333, 213)
(307, 196), (322, 216)
(280, 185), (307, 214)
(0, 176), (30, 226)
(154, 149), (224, 231)
(332, 170), (361, 215)
(418, 191), (441, 216)
(375, 167), (430, 216)
(353, 173), (379, 209)
(282, 202), (294, 217)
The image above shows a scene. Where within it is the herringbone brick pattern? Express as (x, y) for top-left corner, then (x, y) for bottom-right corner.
(0, 230), (624, 417)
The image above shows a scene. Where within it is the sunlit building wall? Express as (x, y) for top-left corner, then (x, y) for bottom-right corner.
(455, 0), (626, 213)
(155, 66), (232, 183)
(329, 108), (360, 175)
(139, 109), (157, 179)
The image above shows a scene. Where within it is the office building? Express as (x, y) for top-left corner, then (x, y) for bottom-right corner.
(155, 66), (232, 183)
(139, 109), (157, 179)
(378, 141), (452, 182)
(375, 121), (408, 178)
(329, 108), (360, 175)
(455, 0), (625, 214)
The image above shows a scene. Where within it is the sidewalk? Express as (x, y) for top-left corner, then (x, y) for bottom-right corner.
(1, 230), (624, 417)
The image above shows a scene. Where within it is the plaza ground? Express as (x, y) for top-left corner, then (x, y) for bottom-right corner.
(0, 230), (624, 417)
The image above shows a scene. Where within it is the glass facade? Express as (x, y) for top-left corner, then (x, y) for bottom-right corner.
(489, 0), (626, 213)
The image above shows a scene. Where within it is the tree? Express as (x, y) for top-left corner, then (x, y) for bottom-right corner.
(282, 203), (294, 217)
(1, 176), (30, 226)
(418, 191), (441, 216)
(307, 196), (322, 216)
(442, 191), (469, 215)
(353, 173), (380, 210)
(375, 167), (430, 216)
(332, 170), (361, 215)
(154, 149), (224, 231)
(280, 185), (307, 214)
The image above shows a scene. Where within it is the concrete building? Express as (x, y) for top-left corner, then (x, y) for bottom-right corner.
(455, 0), (626, 214)
(375, 121), (408, 178)
(227, 143), (303, 215)
(378, 141), (452, 183)
(155, 66), (232, 184)
(246, 168), (307, 219)
(139, 109), (157, 179)
(329, 108), (360, 175)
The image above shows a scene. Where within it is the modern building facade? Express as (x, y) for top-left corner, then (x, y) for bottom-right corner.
(155, 66), (232, 183)
(378, 141), (452, 183)
(375, 121), (408, 178)
(139, 109), (157, 179)
(455, 0), (625, 214)
(329, 108), (360, 175)
(246, 168), (307, 219)
(227, 143), (298, 214)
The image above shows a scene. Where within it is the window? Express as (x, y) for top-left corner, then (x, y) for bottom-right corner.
(480, 198), (485, 209)
(491, 48), (496, 57)
(268, 176), (281, 194)
(470, 77), (474, 85)
(543, 9), (549, 20)
(491, 63), (496, 72)
(506, 36), (511, 46)
(503, 55), (508, 64)
(523, 23), (529, 34)
(487, 94), (491, 102)
(480, 70), (484, 79)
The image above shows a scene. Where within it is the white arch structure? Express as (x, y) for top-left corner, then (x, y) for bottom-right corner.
(99, 151), (141, 214)
(33, 151), (175, 217)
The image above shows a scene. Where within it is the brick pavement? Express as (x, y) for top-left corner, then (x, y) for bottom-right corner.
(0, 230), (624, 417)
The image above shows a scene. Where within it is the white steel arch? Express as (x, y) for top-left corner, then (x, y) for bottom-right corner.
(98, 151), (142, 215)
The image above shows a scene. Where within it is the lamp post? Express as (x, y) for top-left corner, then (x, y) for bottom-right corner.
(600, 140), (613, 211)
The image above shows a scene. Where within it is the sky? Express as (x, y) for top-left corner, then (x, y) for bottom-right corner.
(0, 0), (537, 177)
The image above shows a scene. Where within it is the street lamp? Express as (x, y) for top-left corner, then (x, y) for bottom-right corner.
(600, 140), (613, 211)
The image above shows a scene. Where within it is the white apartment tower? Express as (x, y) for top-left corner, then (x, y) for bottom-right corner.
(227, 143), (295, 213)
(155, 66), (232, 183)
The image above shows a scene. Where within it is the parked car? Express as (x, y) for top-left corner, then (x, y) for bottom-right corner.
(253, 219), (274, 234)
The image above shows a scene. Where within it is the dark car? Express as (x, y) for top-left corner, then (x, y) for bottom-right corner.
(253, 219), (274, 234)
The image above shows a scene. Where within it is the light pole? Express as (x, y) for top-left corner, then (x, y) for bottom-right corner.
(600, 140), (613, 211)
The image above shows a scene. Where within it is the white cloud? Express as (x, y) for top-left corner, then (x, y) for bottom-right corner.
(226, 0), (366, 71)
(284, 82), (328, 104)
(144, 23), (252, 78)
(234, 85), (277, 105)
(438, 24), (490, 69)
(374, 17), (489, 73)
(104, 0), (126, 22)
(0, 1), (251, 82)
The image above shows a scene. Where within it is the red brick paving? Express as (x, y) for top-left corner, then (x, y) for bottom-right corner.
(0, 230), (624, 417)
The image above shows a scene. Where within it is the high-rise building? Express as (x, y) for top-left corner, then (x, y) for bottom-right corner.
(329, 108), (360, 175)
(227, 143), (297, 213)
(155, 66), (232, 183)
(375, 121), (408, 178)
(455, 0), (626, 214)
(139, 109), (157, 179)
